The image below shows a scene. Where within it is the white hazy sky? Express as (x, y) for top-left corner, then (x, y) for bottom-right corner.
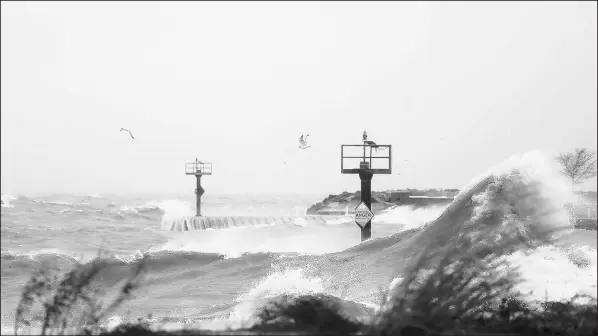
(1, 1), (597, 196)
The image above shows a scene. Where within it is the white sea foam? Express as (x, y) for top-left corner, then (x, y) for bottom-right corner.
(1, 194), (16, 208)
(507, 244), (597, 302)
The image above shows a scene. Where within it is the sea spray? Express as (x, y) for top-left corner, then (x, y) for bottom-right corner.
(157, 199), (195, 225)
(373, 204), (447, 229)
(464, 151), (574, 244)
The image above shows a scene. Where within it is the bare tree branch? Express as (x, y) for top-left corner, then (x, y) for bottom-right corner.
(555, 148), (597, 188)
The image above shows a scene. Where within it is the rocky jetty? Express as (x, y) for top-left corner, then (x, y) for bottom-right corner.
(306, 189), (460, 215)
(306, 191), (394, 215)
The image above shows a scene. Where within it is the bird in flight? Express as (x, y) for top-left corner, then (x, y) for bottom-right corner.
(299, 134), (310, 149)
(120, 128), (135, 139)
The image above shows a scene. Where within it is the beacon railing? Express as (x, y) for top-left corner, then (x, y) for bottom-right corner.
(185, 162), (212, 175)
(341, 144), (392, 174)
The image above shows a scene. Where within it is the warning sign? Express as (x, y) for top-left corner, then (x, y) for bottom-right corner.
(354, 201), (374, 227)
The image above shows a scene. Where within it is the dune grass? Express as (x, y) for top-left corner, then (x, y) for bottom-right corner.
(14, 251), (148, 336)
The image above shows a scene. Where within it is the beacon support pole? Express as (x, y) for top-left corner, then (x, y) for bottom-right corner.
(195, 174), (202, 217)
(185, 159), (212, 217)
(358, 170), (374, 241)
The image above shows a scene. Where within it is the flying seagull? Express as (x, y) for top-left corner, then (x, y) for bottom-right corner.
(299, 134), (310, 149)
(120, 128), (135, 139)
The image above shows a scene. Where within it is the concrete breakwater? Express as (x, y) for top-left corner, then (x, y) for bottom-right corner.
(163, 215), (352, 231)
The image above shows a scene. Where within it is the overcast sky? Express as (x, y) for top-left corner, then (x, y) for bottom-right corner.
(1, 1), (596, 196)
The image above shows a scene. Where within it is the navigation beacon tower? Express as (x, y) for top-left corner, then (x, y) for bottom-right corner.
(185, 158), (212, 217)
